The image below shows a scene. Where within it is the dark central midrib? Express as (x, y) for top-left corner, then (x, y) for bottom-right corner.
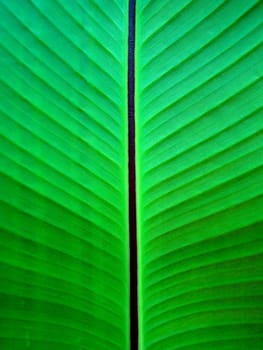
(128, 0), (138, 349)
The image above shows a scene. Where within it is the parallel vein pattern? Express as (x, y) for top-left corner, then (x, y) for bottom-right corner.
(0, 1), (129, 349)
(136, 1), (263, 349)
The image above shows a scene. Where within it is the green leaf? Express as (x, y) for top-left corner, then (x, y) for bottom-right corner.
(136, 1), (263, 349)
(0, 1), (263, 349)
(0, 1), (129, 349)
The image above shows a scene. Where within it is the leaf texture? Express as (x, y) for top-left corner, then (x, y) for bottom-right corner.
(136, 1), (263, 349)
(0, 1), (263, 349)
(0, 1), (129, 349)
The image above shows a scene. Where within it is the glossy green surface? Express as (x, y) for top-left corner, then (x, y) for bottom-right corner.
(0, 1), (129, 349)
(1, 1), (263, 350)
(136, 1), (263, 349)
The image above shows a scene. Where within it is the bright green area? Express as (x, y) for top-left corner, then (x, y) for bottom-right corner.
(0, 1), (129, 349)
(136, 1), (263, 349)
(1, 1), (263, 350)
